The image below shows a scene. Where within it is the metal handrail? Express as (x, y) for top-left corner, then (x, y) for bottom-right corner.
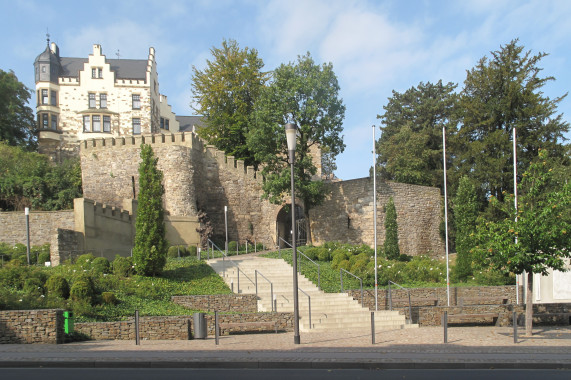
(388, 280), (413, 324)
(340, 268), (363, 306)
(255, 270), (274, 312)
(207, 239), (226, 259)
(278, 237), (320, 290)
(298, 287), (311, 329)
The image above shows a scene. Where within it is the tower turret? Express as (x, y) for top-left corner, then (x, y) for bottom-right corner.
(34, 35), (61, 84)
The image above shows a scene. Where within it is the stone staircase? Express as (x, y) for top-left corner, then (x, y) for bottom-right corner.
(207, 254), (418, 332)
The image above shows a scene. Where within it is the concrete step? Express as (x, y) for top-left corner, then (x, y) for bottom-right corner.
(207, 256), (411, 332)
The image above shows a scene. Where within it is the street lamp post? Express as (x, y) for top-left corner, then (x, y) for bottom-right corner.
(25, 207), (31, 265)
(285, 123), (300, 345)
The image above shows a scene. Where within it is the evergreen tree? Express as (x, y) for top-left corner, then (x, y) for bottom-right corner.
(376, 80), (458, 189)
(455, 40), (569, 204)
(452, 176), (479, 282)
(383, 197), (400, 260)
(133, 144), (168, 276)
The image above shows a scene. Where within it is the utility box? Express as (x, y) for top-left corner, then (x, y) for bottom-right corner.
(63, 311), (74, 334)
(193, 313), (207, 339)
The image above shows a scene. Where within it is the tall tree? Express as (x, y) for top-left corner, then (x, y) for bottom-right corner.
(383, 197), (400, 260)
(247, 53), (345, 244)
(191, 39), (268, 167)
(0, 69), (37, 150)
(0, 142), (82, 211)
(376, 80), (458, 189)
(452, 176), (479, 282)
(133, 144), (168, 276)
(455, 40), (569, 203)
(472, 149), (571, 336)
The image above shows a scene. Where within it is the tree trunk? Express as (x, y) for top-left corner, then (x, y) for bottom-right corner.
(525, 271), (534, 336)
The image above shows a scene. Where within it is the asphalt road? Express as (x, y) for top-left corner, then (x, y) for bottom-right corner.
(1, 368), (570, 380)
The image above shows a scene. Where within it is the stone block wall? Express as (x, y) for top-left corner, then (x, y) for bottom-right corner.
(0, 210), (74, 247)
(311, 178), (444, 257)
(0, 309), (64, 344)
(348, 286), (520, 310)
(74, 312), (293, 340)
(171, 294), (258, 313)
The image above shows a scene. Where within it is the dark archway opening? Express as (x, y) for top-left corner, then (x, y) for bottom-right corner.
(276, 204), (306, 248)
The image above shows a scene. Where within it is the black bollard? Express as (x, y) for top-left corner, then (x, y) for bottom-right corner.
(371, 312), (376, 344)
(443, 311), (448, 344)
(135, 310), (140, 346)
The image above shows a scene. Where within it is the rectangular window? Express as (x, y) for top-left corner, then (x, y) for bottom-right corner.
(51, 114), (57, 130)
(42, 113), (49, 129)
(100, 93), (107, 108)
(98, 68), (103, 78)
(88, 93), (96, 108)
(51, 90), (57, 106)
(165, 119), (169, 131)
(132, 94), (141, 110)
(92, 115), (101, 132)
(132, 118), (141, 135)
(92, 68), (96, 78)
(83, 115), (91, 132)
(160, 117), (165, 129)
(42, 89), (48, 105)
(103, 116), (111, 132)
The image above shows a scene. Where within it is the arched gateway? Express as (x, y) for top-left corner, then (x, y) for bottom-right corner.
(275, 204), (307, 248)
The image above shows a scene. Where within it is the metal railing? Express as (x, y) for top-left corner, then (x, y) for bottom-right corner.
(388, 280), (413, 324)
(298, 287), (311, 329)
(340, 268), (363, 306)
(278, 237), (320, 290)
(207, 239), (227, 259)
(255, 270), (275, 312)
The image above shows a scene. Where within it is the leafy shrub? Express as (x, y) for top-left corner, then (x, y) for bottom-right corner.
(23, 278), (44, 296)
(112, 255), (134, 277)
(75, 253), (96, 269)
(101, 292), (118, 305)
(70, 279), (95, 303)
(337, 259), (351, 272)
(72, 299), (95, 318)
(91, 257), (110, 274)
(167, 246), (180, 258)
(331, 250), (349, 270)
(187, 246), (197, 257)
(38, 251), (50, 264)
(45, 275), (70, 299)
(317, 247), (331, 261)
(303, 247), (320, 260)
(228, 241), (238, 252)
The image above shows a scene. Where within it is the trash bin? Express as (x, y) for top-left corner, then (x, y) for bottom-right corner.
(193, 312), (207, 339)
(63, 311), (74, 334)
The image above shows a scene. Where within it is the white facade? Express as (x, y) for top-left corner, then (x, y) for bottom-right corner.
(35, 42), (180, 160)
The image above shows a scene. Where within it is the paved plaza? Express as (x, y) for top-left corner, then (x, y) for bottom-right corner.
(1, 326), (570, 369)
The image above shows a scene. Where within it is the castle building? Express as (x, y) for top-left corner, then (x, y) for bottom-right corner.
(34, 40), (190, 161)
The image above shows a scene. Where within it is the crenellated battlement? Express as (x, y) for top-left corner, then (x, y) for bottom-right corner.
(82, 198), (132, 222)
(81, 131), (204, 151)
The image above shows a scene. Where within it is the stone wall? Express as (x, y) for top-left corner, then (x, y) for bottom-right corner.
(75, 312), (293, 340)
(171, 294), (258, 313)
(0, 309), (64, 344)
(0, 210), (74, 247)
(418, 303), (571, 327)
(78, 132), (444, 254)
(311, 178), (444, 257)
(348, 285), (520, 310)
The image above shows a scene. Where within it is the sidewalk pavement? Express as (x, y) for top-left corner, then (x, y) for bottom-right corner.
(1, 326), (570, 369)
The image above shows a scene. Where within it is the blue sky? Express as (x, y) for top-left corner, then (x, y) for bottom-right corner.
(2, 0), (570, 180)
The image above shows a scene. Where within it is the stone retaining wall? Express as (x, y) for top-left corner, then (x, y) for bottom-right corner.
(171, 294), (258, 313)
(0, 309), (64, 344)
(418, 303), (571, 327)
(75, 312), (293, 340)
(348, 285), (521, 310)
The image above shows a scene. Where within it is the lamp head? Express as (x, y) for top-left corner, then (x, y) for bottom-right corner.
(285, 123), (297, 163)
